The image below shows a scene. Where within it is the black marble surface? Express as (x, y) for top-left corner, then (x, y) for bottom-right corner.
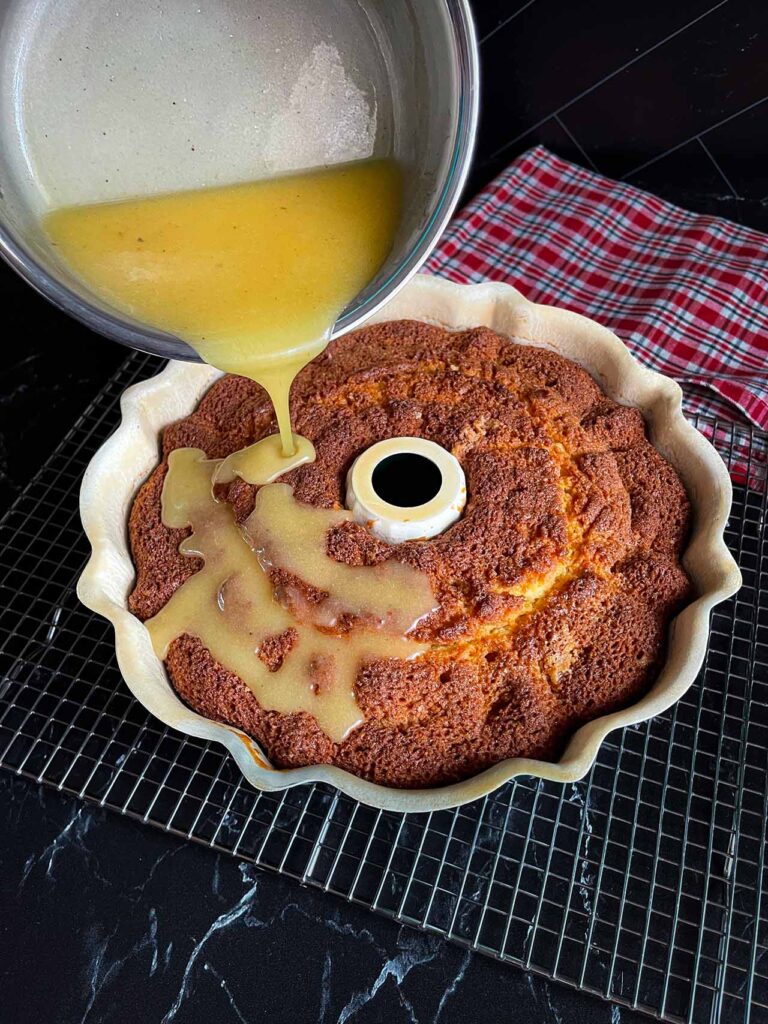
(2, 2), (768, 1022)
(2, 771), (646, 1024)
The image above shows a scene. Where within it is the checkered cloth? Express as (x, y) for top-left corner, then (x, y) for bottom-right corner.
(427, 145), (768, 432)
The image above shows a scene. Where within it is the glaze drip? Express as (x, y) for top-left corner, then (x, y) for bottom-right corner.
(146, 440), (436, 743)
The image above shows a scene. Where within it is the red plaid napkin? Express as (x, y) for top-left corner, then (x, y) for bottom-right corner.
(427, 146), (768, 431)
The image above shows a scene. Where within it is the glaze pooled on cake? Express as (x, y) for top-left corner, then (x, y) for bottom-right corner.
(145, 441), (435, 743)
(128, 320), (691, 788)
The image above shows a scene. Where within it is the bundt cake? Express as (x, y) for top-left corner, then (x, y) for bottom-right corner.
(128, 320), (691, 787)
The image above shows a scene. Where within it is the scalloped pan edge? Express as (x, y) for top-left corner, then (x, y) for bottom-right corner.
(77, 275), (742, 811)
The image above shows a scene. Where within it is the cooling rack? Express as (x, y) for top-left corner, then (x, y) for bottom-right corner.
(0, 351), (766, 1024)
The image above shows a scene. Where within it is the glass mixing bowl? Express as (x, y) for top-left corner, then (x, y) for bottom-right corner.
(0, 0), (478, 362)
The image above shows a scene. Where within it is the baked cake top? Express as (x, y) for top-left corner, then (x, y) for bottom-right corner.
(128, 320), (691, 787)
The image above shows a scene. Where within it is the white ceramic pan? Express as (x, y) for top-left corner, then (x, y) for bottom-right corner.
(77, 276), (742, 812)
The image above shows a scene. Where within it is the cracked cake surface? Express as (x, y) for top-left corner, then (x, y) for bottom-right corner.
(128, 320), (692, 787)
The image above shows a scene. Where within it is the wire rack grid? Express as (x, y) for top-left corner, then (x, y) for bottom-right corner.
(0, 351), (766, 1024)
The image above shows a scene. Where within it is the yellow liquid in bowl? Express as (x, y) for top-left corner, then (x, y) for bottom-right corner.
(45, 157), (401, 450)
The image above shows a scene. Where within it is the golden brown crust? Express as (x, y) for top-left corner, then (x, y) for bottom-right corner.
(128, 321), (692, 787)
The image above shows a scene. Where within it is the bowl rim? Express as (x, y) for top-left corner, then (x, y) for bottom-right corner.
(77, 275), (742, 812)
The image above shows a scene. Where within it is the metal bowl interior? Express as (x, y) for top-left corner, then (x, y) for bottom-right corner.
(76, 275), (742, 812)
(0, 0), (478, 363)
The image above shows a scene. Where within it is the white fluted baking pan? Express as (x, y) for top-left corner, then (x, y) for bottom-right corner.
(77, 275), (742, 812)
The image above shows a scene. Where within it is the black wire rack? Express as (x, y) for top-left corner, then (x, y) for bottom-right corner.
(1, 351), (766, 1024)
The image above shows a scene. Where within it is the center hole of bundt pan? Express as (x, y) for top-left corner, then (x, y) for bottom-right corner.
(345, 437), (466, 544)
(371, 452), (443, 508)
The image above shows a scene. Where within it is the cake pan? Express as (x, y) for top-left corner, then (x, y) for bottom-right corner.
(77, 276), (742, 812)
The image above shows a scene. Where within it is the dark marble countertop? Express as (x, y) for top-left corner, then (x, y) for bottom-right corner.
(0, 280), (655, 1024)
(2, 771), (645, 1024)
(3, 2), (767, 1021)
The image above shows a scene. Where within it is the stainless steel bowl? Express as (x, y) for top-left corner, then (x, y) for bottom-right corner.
(0, 0), (479, 362)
